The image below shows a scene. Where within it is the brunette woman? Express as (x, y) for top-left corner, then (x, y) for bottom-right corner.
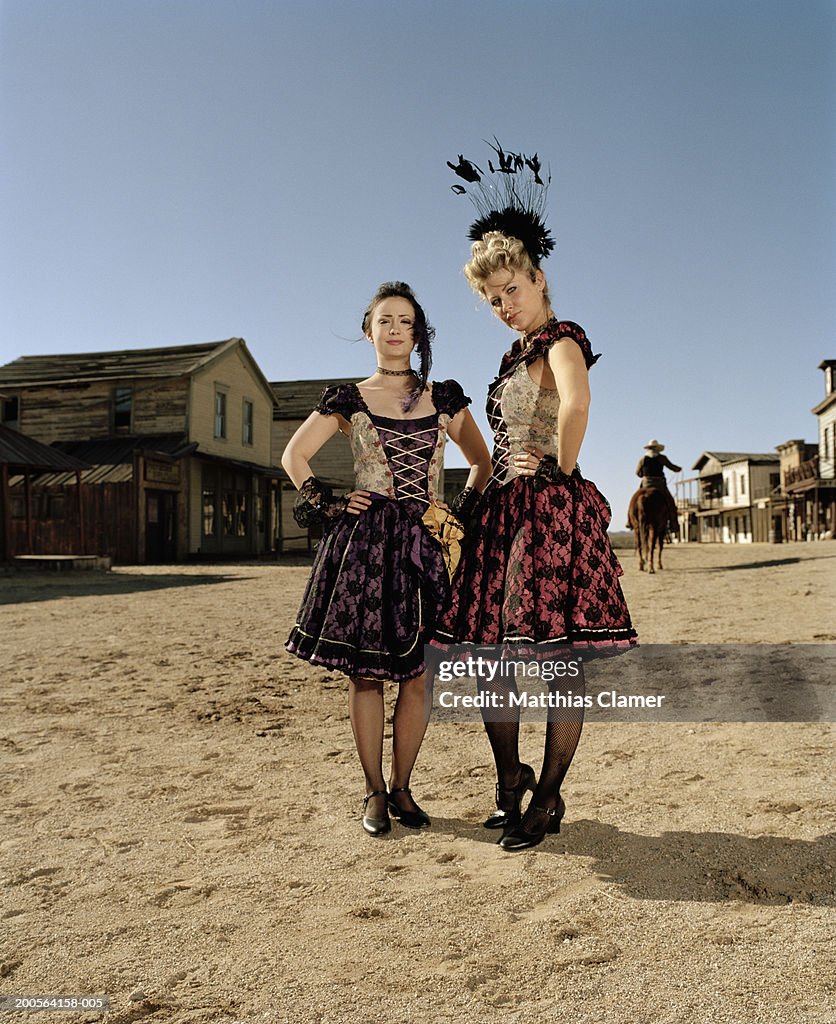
(283, 281), (490, 836)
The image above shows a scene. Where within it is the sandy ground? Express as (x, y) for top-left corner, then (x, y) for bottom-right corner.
(1, 541), (834, 1024)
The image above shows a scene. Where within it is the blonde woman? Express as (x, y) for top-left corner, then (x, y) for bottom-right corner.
(438, 145), (637, 850)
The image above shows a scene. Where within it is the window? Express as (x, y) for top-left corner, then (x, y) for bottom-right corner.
(214, 390), (227, 439)
(243, 400), (254, 445)
(47, 494), (65, 519)
(202, 488), (216, 537)
(221, 471), (249, 537)
(1, 396), (20, 430)
(113, 387), (132, 433)
(740, 473), (746, 496)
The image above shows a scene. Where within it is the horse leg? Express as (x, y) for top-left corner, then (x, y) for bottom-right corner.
(636, 513), (646, 571)
(647, 523), (656, 574)
(658, 530), (664, 570)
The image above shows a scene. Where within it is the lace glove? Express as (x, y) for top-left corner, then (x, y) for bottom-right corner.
(292, 476), (347, 528)
(533, 456), (582, 493)
(449, 486), (482, 530)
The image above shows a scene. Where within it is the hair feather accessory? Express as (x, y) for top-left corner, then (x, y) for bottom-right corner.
(448, 138), (554, 265)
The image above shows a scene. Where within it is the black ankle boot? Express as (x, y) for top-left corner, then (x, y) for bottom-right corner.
(483, 764), (536, 829)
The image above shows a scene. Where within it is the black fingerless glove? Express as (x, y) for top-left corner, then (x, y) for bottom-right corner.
(293, 476), (347, 528)
(533, 456), (582, 492)
(450, 486), (482, 530)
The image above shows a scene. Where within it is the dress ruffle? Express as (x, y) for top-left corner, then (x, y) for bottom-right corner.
(434, 474), (637, 653)
(496, 318), (601, 379)
(286, 497), (449, 681)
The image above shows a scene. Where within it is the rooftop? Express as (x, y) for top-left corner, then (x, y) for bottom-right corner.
(0, 340), (242, 388)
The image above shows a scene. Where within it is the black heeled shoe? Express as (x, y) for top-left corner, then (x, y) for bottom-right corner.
(498, 796), (566, 852)
(483, 764), (536, 830)
(387, 787), (430, 829)
(362, 790), (391, 837)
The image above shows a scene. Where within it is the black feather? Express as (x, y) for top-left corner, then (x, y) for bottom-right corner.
(467, 207), (556, 266)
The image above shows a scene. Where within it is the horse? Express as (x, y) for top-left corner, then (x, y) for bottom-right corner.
(628, 487), (669, 573)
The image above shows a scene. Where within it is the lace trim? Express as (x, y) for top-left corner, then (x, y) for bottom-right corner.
(292, 477), (346, 528)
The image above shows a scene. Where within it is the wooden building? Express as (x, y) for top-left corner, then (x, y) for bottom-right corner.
(692, 452), (780, 543)
(0, 423), (89, 562)
(770, 361), (836, 541)
(0, 340), (279, 563)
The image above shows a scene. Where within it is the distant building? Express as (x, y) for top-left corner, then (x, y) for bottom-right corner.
(770, 360), (836, 541)
(0, 340), (279, 562)
(671, 475), (700, 542)
(692, 452), (780, 543)
(771, 440), (819, 541)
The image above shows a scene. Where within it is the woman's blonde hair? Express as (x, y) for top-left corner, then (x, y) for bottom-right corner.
(463, 231), (552, 305)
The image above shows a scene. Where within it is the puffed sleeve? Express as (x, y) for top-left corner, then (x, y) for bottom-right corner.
(552, 321), (601, 370)
(314, 383), (363, 419)
(431, 379), (472, 418)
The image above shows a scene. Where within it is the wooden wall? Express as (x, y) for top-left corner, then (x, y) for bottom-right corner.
(7, 481), (137, 563)
(5, 379), (189, 445)
(190, 348), (273, 465)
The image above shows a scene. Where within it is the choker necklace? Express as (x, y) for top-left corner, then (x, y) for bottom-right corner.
(376, 366), (415, 377)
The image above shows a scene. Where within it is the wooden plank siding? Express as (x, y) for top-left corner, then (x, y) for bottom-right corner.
(190, 347), (273, 467)
(7, 480), (136, 562)
(0, 339), (282, 562)
(1, 378), (189, 446)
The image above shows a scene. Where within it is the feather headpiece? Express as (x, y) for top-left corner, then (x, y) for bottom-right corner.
(447, 138), (554, 265)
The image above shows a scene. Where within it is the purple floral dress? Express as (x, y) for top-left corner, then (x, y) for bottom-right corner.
(286, 380), (470, 681)
(435, 319), (637, 652)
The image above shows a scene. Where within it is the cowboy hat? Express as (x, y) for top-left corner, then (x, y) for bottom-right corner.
(644, 439), (665, 451)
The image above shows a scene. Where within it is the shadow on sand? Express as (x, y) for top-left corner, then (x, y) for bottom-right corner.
(0, 571), (256, 605)
(424, 816), (834, 906)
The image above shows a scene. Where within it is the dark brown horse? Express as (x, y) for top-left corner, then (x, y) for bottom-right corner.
(628, 488), (669, 573)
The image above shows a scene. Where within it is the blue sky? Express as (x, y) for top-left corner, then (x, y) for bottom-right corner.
(1, 0), (833, 521)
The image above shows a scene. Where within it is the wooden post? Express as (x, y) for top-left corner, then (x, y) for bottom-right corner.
(135, 453), (144, 563)
(814, 485), (820, 538)
(0, 464), (9, 562)
(24, 471), (33, 553)
(76, 469), (85, 554)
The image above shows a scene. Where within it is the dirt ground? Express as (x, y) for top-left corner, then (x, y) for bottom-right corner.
(1, 541), (834, 1024)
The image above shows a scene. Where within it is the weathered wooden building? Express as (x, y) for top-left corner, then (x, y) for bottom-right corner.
(0, 340), (279, 562)
(692, 452), (780, 543)
(0, 423), (89, 562)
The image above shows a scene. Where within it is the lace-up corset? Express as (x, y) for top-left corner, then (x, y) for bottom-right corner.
(488, 364), (561, 487)
(315, 380), (471, 507)
(369, 414), (439, 504)
(485, 318), (599, 490)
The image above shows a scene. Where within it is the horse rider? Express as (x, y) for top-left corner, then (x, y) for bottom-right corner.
(627, 439), (681, 533)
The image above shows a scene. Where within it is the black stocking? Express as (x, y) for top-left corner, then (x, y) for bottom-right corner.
(349, 678), (386, 817)
(478, 670), (523, 803)
(532, 662), (586, 810)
